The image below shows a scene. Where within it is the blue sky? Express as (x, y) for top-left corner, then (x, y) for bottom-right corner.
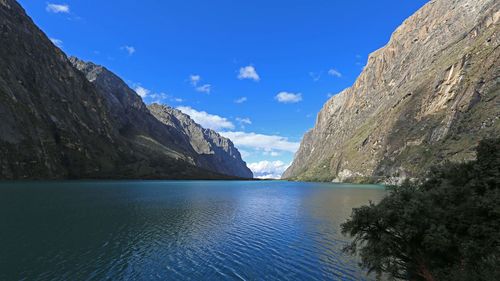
(20, 0), (428, 178)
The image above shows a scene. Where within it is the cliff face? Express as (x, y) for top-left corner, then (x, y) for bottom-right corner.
(148, 104), (253, 178)
(284, 0), (500, 182)
(0, 0), (250, 179)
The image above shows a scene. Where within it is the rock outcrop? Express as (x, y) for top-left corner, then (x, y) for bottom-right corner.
(0, 0), (251, 179)
(148, 104), (253, 178)
(284, 0), (500, 182)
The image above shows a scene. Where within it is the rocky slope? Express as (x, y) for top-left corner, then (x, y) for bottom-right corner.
(70, 58), (252, 178)
(284, 0), (499, 182)
(148, 104), (253, 178)
(0, 0), (251, 179)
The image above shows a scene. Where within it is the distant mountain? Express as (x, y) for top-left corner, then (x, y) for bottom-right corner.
(70, 57), (252, 178)
(148, 104), (253, 178)
(0, 0), (251, 179)
(283, 0), (499, 182)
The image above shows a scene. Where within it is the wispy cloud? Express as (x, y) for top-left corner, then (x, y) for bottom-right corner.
(177, 106), (234, 131)
(189, 75), (211, 94)
(148, 92), (169, 102)
(46, 3), (70, 13)
(235, 97), (248, 104)
(328, 68), (342, 78)
(121, 46), (136, 55)
(275, 92), (302, 104)
(236, 117), (252, 129)
(238, 66), (260, 81)
(133, 84), (183, 104)
(50, 38), (63, 47)
(220, 131), (300, 153)
(189, 75), (201, 86)
(309, 71), (322, 82)
(248, 160), (290, 179)
(134, 86), (150, 98)
(236, 117), (252, 125)
(196, 84), (211, 94)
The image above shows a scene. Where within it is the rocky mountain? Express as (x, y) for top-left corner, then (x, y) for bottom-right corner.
(0, 0), (251, 179)
(70, 58), (252, 178)
(148, 104), (253, 178)
(284, 0), (499, 182)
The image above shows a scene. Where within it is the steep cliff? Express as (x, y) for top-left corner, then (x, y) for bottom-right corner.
(0, 0), (250, 179)
(284, 0), (499, 182)
(148, 104), (253, 178)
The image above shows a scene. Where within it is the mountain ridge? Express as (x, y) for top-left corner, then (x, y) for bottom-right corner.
(70, 57), (253, 179)
(148, 104), (253, 178)
(0, 0), (252, 179)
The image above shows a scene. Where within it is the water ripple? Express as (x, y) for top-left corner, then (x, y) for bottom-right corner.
(0, 181), (386, 280)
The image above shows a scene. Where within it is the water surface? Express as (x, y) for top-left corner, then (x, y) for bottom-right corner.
(0, 180), (385, 280)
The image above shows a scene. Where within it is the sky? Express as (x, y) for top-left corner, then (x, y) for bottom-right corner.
(20, 0), (429, 178)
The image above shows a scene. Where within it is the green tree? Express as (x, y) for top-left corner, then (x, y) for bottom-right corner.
(341, 138), (500, 281)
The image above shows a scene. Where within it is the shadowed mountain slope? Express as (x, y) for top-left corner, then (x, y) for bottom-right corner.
(0, 0), (251, 179)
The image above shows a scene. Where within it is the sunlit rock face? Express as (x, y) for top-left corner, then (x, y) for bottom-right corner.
(284, 0), (500, 182)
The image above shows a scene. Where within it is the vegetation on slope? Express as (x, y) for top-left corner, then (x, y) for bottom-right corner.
(341, 138), (500, 281)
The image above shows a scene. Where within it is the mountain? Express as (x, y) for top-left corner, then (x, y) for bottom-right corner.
(148, 104), (253, 178)
(283, 0), (499, 182)
(69, 58), (252, 178)
(0, 0), (251, 179)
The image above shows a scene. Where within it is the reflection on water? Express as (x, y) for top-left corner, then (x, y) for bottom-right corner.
(0, 181), (385, 280)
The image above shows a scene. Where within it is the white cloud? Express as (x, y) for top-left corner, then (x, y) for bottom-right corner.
(220, 131), (299, 153)
(328, 68), (342, 78)
(121, 46), (136, 55)
(50, 38), (63, 47)
(134, 86), (150, 98)
(236, 117), (252, 125)
(275, 92), (302, 103)
(133, 85), (183, 104)
(46, 3), (70, 13)
(263, 150), (280, 157)
(248, 160), (290, 179)
(238, 66), (260, 81)
(177, 106), (234, 131)
(189, 75), (201, 86)
(148, 92), (169, 101)
(196, 84), (211, 94)
(189, 75), (211, 93)
(235, 97), (247, 104)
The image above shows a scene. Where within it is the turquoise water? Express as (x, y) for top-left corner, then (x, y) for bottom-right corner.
(0, 180), (385, 280)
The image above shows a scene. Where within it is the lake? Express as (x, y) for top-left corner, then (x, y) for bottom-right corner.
(0, 180), (385, 280)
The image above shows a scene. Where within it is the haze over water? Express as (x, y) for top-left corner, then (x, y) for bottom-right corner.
(0, 181), (385, 280)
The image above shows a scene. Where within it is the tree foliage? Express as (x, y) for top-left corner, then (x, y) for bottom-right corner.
(341, 138), (500, 281)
